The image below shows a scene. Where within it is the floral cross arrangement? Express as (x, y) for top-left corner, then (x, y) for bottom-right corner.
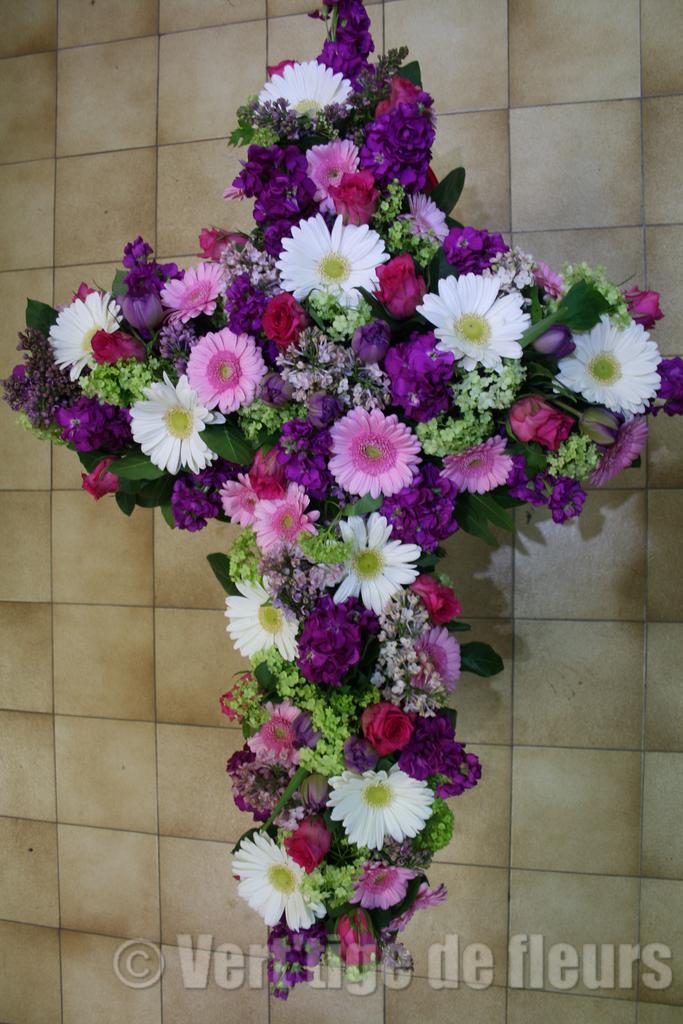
(3, 0), (682, 1000)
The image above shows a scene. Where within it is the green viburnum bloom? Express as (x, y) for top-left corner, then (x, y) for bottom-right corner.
(17, 412), (64, 443)
(546, 434), (600, 481)
(237, 399), (305, 445)
(307, 291), (373, 341)
(384, 219), (440, 268)
(373, 179), (406, 230)
(454, 361), (527, 415)
(228, 527), (261, 584)
(413, 797), (454, 853)
(416, 410), (493, 457)
(551, 262), (630, 327)
(80, 356), (167, 408)
(299, 529), (353, 565)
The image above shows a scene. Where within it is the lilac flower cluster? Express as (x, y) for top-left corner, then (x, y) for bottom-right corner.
(443, 226), (509, 275)
(55, 396), (132, 452)
(507, 455), (587, 524)
(317, 0), (374, 85)
(157, 321), (197, 375)
(398, 713), (482, 798)
(381, 462), (458, 552)
(170, 459), (240, 532)
(2, 328), (79, 430)
(360, 100), (435, 192)
(384, 331), (454, 422)
(231, 145), (317, 256)
(275, 418), (340, 501)
(277, 330), (391, 413)
(260, 546), (345, 615)
(268, 920), (327, 1000)
(297, 595), (378, 687)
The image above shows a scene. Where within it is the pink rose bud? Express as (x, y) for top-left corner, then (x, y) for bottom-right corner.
(337, 910), (377, 967)
(198, 227), (247, 261)
(375, 253), (427, 319)
(411, 574), (462, 624)
(508, 395), (574, 450)
(624, 287), (664, 330)
(81, 457), (118, 500)
(375, 74), (424, 117)
(328, 170), (379, 226)
(267, 59), (296, 78)
(73, 282), (95, 302)
(283, 816), (331, 874)
(120, 292), (164, 332)
(91, 329), (147, 364)
(579, 406), (621, 446)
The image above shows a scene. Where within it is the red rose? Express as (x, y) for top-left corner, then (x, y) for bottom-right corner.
(267, 59), (296, 78)
(411, 575), (462, 625)
(375, 75), (424, 117)
(337, 910), (377, 967)
(375, 253), (426, 318)
(262, 293), (308, 351)
(248, 447), (286, 499)
(81, 457), (118, 501)
(198, 227), (246, 261)
(283, 816), (331, 874)
(361, 702), (414, 756)
(91, 329), (146, 364)
(509, 395), (574, 450)
(328, 170), (379, 226)
(624, 287), (664, 330)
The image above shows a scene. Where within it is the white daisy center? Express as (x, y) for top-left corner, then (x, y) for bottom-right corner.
(318, 252), (351, 284)
(81, 326), (99, 354)
(362, 782), (393, 808)
(295, 98), (322, 114)
(456, 313), (491, 346)
(164, 407), (194, 439)
(258, 604), (283, 634)
(267, 863), (297, 894)
(353, 548), (385, 580)
(587, 351), (621, 386)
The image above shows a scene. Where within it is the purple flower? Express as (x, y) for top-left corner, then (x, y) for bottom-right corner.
(55, 396), (131, 452)
(398, 712), (482, 798)
(297, 595), (370, 687)
(360, 102), (435, 193)
(352, 320), (391, 364)
(547, 475), (586, 524)
(2, 327), (79, 430)
(122, 236), (182, 301)
(268, 921), (327, 1000)
(344, 735), (378, 772)
(260, 372), (294, 407)
(384, 331), (454, 422)
(381, 462), (458, 552)
(232, 145), (317, 256)
(317, 0), (374, 85)
(226, 743), (295, 823)
(225, 272), (269, 336)
(275, 418), (339, 500)
(506, 455), (549, 508)
(157, 321), (198, 375)
(443, 226), (509, 275)
(170, 459), (239, 532)
(507, 456), (586, 524)
(650, 357), (683, 417)
(307, 392), (342, 428)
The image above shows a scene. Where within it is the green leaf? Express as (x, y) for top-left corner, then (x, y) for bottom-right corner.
(111, 268), (128, 297)
(464, 492), (515, 532)
(429, 167), (466, 217)
(202, 423), (253, 465)
(343, 494), (383, 517)
(229, 123), (255, 147)
(254, 662), (275, 691)
(460, 641), (504, 677)
(115, 491), (136, 516)
(206, 552), (235, 595)
(111, 451), (166, 481)
(75, 449), (108, 473)
(456, 500), (498, 546)
(160, 502), (175, 529)
(427, 247), (457, 291)
(398, 60), (422, 86)
(559, 280), (611, 331)
(135, 476), (174, 508)
(447, 621), (472, 633)
(26, 298), (58, 336)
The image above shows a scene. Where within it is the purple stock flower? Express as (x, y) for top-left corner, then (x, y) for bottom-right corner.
(317, 0), (374, 85)
(507, 456), (586, 524)
(650, 357), (683, 417)
(443, 226), (509, 275)
(398, 713), (482, 798)
(547, 476), (586, 524)
(170, 459), (240, 532)
(268, 921), (327, 1000)
(224, 272), (269, 336)
(232, 145), (317, 256)
(360, 101), (435, 193)
(381, 462), (458, 552)
(352, 320), (391, 364)
(384, 331), (454, 422)
(2, 327), (79, 430)
(275, 418), (339, 500)
(297, 595), (377, 687)
(122, 237), (181, 301)
(55, 396), (131, 452)
(344, 735), (378, 772)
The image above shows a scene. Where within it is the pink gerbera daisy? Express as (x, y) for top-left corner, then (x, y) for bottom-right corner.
(389, 882), (447, 933)
(441, 435), (512, 494)
(160, 263), (226, 324)
(253, 482), (319, 553)
(306, 139), (359, 211)
(350, 862), (417, 911)
(534, 260), (564, 299)
(413, 626), (461, 693)
(187, 328), (266, 413)
(589, 416), (648, 487)
(220, 473), (259, 526)
(247, 700), (302, 765)
(329, 407), (421, 499)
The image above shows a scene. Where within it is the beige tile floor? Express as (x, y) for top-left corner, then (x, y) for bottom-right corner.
(0, 1), (682, 1021)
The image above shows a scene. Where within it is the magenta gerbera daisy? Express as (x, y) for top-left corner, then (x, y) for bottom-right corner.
(413, 626), (461, 693)
(187, 328), (266, 413)
(441, 435), (512, 494)
(589, 416), (648, 487)
(160, 263), (226, 324)
(329, 407), (421, 499)
(307, 139), (360, 211)
(253, 482), (319, 553)
(220, 473), (259, 526)
(247, 700), (302, 765)
(350, 862), (417, 911)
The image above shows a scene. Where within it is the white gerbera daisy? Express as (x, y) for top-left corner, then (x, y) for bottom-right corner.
(259, 60), (352, 116)
(276, 214), (388, 309)
(232, 831), (326, 929)
(334, 513), (421, 616)
(327, 766), (434, 851)
(130, 373), (220, 475)
(49, 291), (122, 380)
(556, 315), (662, 416)
(417, 272), (530, 371)
(225, 579), (299, 661)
